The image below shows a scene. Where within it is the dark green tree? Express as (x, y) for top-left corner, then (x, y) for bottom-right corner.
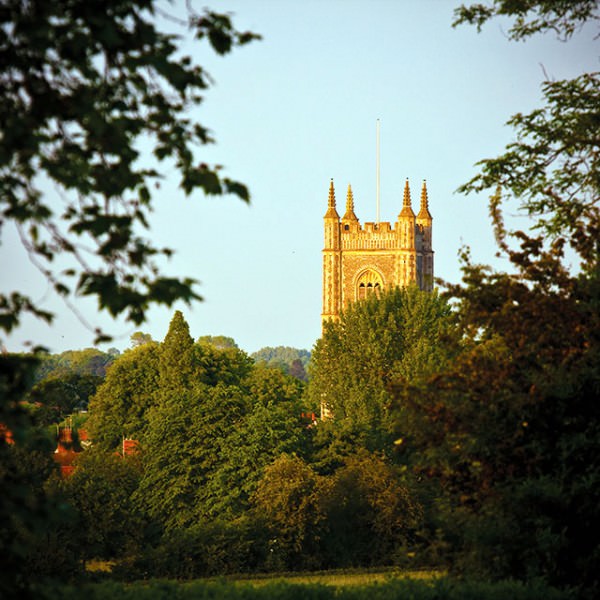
(319, 452), (422, 568)
(158, 310), (195, 392)
(289, 358), (308, 381)
(27, 371), (101, 421)
(0, 0), (259, 345)
(58, 448), (147, 562)
(392, 248), (600, 588)
(251, 454), (325, 571)
(389, 2), (599, 593)
(0, 356), (79, 598)
(135, 381), (249, 528)
(208, 365), (308, 517)
(135, 361), (307, 527)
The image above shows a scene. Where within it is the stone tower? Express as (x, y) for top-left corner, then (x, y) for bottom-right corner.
(322, 178), (433, 326)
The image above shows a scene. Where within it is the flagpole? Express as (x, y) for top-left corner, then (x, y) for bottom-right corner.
(376, 119), (380, 224)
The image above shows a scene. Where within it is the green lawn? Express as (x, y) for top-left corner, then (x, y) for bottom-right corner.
(216, 567), (443, 587)
(52, 574), (576, 600)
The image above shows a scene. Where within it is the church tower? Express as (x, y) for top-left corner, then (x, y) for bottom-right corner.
(321, 178), (434, 327)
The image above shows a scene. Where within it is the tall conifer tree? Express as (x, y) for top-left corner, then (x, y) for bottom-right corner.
(159, 310), (195, 394)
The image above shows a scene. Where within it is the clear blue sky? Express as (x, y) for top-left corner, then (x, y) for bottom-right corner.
(2, 0), (598, 355)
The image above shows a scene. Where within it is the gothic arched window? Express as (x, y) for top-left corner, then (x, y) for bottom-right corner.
(355, 270), (383, 301)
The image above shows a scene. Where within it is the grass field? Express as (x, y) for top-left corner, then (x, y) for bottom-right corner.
(54, 572), (575, 600)
(219, 567), (444, 587)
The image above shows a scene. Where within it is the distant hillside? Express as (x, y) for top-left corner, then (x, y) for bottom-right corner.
(251, 346), (311, 381)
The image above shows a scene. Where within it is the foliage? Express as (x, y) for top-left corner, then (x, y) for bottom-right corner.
(198, 334), (238, 349)
(392, 252), (600, 585)
(205, 365), (308, 517)
(34, 347), (116, 380)
(453, 0), (599, 40)
(135, 367), (308, 527)
(158, 309), (195, 392)
(252, 345), (310, 367)
(23, 347), (116, 423)
(130, 331), (154, 347)
(113, 517), (265, 581)
(252, 454), (325, 571)
(307, 285), (453, 462)
(0, 355), (80, 598)
(309, 286), (452, 420)
(28, 372), (102, 420)
(319, 452), (423, 568)
(0, 0), (259, 344)
(457, 73), (600, 272)
(85, 311), (308, 533)
(57, 448), (147, 561)
(252, 451), (423, 571)
(390, 2), (600, 595)
(133, 384), (203, 526)
(251, 346), (311, 380)
(86, 341), (160, 449)
(38, 577), (578, 600)
(195, 341), (254, 387)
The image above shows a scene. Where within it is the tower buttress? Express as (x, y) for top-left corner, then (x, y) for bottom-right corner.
(416, 179), (434, 291)
(417, 180), (432, 222)
(324, 178), (341, 249)
(322, 180), (342, 326)
(417, 179), (433, 250)
(341, 184), (359, 228)
(397, 178), (416, 248)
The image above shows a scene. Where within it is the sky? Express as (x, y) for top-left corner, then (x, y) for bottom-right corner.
(2, 0), (598, 356)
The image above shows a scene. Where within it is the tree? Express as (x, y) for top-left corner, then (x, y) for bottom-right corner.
(58, 448), (146, 562)
(388, 3), (600, 592)
(307, 285), (453, 461)
(135, 381), (250, 529)
(86, 341), (160, 450)
(319, 452), (422, 568)
(27, 371), (101, 420)
(251, 450), (422, 571)
(289, 358), (308, 381)
(453, 1), (599, 40)
(454, 2), (599, 273)
(392, 251), (600, 587)
(0, 0), (259, 345)
(252, 454), (325, 571)
(32, 347), (115, 381)
(251, 346), (311, 380)
(0, 356), (79, 598)
(130, 331), (154, 347)
(135, 361), (307, 527)
(194, 341), (254, 388)
(24, 347), (114, 418)
(209, 365), (308, 517)
(158, 310), (195, 392)
(197, 335), (238, 349)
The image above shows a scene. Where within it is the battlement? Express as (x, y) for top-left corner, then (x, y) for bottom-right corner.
(341, 220), (399, 251)
(363, 221), (393, 233)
